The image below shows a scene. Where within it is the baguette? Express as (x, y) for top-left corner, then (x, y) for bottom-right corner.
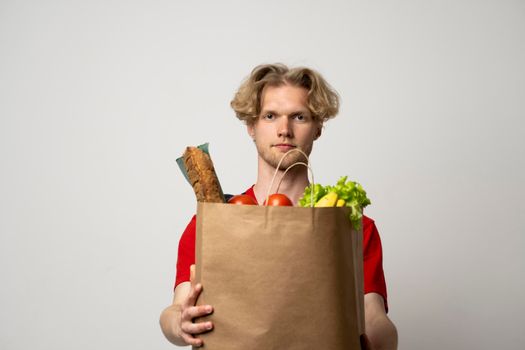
(183, 146), (225, 203)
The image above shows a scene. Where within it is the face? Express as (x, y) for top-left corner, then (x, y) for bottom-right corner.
(247, 84), (321, 171)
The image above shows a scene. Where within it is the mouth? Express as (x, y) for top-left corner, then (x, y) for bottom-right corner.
(273, 143), (296, 152)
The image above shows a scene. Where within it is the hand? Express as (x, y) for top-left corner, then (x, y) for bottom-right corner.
(179, 265), (214, 347)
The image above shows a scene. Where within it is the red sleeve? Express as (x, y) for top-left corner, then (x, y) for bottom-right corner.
(174, 215), (196, 289)
(362, 215), (389, 312)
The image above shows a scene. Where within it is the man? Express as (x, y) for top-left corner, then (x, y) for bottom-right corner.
(160, 64), (398, 349)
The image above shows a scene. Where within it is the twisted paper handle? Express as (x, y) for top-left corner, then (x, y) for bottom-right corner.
(265, 148), (315, 207)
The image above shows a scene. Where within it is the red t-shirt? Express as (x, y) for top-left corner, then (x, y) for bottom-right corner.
(175, 185), (388, 311)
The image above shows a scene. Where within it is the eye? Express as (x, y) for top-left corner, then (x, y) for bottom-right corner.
(293, 114), (308, 122)
(263, 113), (274, 120)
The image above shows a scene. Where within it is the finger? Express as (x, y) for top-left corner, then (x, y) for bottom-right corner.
(181, 320), (213, 335)
(182, 304), (213, 321)
(190, 264), (195, 286)
(181, 332), (203, 347)
(184, 283), (203, 308)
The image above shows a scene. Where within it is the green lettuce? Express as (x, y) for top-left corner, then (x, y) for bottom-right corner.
(298, 183), (326, 207)
(298, 176), (371, 230)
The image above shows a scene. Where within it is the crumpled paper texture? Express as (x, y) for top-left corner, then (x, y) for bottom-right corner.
(195, 203), (364, 350)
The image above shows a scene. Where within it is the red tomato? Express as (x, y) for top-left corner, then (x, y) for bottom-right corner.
(228, 194), (257, 205)
(263, 193), (293, 206)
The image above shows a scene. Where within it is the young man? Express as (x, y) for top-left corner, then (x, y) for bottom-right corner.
(160, 64), (398, 349)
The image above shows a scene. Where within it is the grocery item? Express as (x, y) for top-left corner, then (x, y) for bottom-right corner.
(299, 176), (371, 230)
(228, 194), (257, 205)
(179, 145), (225, 203)
(263, 193), (293, 206)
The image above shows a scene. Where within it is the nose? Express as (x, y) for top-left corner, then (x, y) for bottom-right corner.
(277, 117), (292, 138)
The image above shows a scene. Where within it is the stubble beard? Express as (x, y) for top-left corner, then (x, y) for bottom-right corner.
(256, 143), (311, 171)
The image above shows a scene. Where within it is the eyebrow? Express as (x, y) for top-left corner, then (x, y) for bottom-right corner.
(260, 109), (311, 116)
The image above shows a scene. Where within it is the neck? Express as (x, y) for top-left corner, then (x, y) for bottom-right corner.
(253, 157), (310, 205)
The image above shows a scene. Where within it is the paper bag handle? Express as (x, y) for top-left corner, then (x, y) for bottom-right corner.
(265, 148), (315, 207)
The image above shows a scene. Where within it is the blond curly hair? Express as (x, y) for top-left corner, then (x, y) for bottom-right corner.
(231, 63), (339, 125)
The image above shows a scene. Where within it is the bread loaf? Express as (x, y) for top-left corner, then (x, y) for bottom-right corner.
(183, 146), (225, 203)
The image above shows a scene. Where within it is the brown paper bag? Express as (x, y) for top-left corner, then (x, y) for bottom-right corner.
(194, 202), (364, 349)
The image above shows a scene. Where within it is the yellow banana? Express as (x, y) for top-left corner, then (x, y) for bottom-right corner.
(336, 199), (345, 207)
(315, 192), (338, 207)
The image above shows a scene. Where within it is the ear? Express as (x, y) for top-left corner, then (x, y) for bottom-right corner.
(247, 123), (255, 140)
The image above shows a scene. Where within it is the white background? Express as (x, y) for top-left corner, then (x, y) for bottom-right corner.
(1, 1), (524, 349)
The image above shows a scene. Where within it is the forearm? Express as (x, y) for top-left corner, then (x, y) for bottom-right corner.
(366, 314), (398, 350)
(364, 293), (398, 350)
(159, 304), (187, 346)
